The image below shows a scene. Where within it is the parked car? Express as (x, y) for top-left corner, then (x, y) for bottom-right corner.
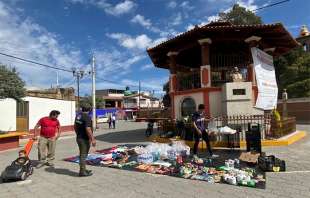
(97, 115), (109, 123)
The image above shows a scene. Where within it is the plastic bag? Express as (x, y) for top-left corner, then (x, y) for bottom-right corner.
(208, 120), (218, 133)
(171, 141), (190, 156)
(137, 153), (154, 164)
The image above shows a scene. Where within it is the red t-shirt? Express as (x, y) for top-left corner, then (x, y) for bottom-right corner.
(38, 117), (60, 138)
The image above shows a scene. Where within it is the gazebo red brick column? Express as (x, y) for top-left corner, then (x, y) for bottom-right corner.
(198, 38), (212, 116)
(167, 51), (178, 119)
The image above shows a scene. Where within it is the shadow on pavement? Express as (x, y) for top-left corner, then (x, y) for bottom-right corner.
(45, 166), (78, 177)
(95, 129), (148, 143)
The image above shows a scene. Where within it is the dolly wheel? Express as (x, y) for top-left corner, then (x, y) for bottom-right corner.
(29, 167), (34, 175)
(21, 172), (27, 181)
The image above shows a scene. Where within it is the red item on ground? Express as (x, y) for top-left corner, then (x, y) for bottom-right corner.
(24, 139), (34, 156)
(38, 117), (60, 138)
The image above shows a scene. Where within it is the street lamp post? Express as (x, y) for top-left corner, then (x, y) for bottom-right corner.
(282, 89), (288, 118)
(73, 69), (84, 111)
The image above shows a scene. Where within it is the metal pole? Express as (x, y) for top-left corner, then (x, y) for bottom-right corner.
(92, 55), (96, 131)
(77, 74), (80, 111)
(282, 89), (288, 119)
(138, 80), (141, 109)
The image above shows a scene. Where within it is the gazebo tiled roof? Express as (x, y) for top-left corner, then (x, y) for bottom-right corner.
(147, 22), (299, 69)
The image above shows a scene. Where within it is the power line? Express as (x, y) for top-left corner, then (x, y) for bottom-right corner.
(95, 76), (163, 91)
(0, 51), (73, 72)
(251, 0), (290, 12)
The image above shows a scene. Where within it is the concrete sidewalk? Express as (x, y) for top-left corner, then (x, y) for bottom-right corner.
(0, 121), (309, 198)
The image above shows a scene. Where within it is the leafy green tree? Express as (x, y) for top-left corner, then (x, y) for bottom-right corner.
(162, 82), (170, 107)
(275, 48), (310, 98)
(219, 4), (262, 25)
(80, 96), (105, 109)
(0, 65), (26, 101)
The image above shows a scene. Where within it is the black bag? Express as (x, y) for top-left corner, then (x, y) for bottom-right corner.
(258, 155), (286, 172)
(246, 123), (262, 153)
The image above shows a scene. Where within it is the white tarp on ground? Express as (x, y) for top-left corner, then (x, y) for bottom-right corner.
(251, 47), (278, 110)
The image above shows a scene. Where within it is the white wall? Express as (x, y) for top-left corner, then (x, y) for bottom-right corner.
(0, 98), (16, 131)
(108, 93), (124, 97)
(124, 96), (161, 108)
(209, 92), (222, 117)
(174, 92), (203, 119)
(24, 97), (75, 129)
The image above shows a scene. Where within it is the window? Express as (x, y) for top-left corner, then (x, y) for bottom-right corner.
(181, 98), (196, 117)
(233, 89), (246, 95)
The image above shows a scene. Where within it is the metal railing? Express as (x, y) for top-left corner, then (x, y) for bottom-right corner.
(212, 114), (271, 140)
(176, 71), (200, 91)
(270, 117), (296, 138)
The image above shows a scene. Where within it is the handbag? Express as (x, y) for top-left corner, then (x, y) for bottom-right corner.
(258, 154), (286, 172)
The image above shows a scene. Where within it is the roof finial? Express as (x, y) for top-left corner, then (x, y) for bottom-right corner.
(300, 25), (310, 37)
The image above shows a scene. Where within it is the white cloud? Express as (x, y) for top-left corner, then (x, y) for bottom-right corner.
(68, 0), (136, 16)
(180, 1), (194, 10)
(0, 1), (83, 89)
(167, 1), (177, 9)
(94, 49), (145, 79)
(105, 0), (136, 16)
(140, 64), (153, 71)
(186, 24), (195, 31)
(131, 14), (152, 28)
(130, 14), (163, 34)
(107, 33), (153, 50)
(237, 0), (258, 11)
(171, 12), (182, 26)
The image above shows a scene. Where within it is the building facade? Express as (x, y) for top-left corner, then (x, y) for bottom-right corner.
(123, 93), (161, 109)
(96, 89), (125, 108)
(0, 88), (76, 133)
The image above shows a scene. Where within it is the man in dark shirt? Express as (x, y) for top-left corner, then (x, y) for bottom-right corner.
(74, 106), (96, 177)
(192, 104), (218, 158)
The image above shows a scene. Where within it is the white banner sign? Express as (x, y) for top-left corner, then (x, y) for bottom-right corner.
(251, 47), (278, 110)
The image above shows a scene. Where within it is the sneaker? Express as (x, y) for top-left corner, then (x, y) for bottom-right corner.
(46, 162), (54, 167)
(211, 154), (219, 158)
(36, 162), (46, 169)
(79, 171), (93, 177)
(85, 169), (92, 174)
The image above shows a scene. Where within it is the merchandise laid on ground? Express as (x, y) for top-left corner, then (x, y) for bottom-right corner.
(64, 141), (273, 189)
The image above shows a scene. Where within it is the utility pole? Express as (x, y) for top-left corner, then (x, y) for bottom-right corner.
(91, 55), (96, 131)
(73, 69), (84, 111)
(138, 80), (141, 109)
(56, 71), (59, 88)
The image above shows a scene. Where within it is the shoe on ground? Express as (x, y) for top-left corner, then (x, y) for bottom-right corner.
(79, 171), (93, 177)
(85, 170), (92, 174)
(46, 162), (54, 167)
(36, 162), (46, 169)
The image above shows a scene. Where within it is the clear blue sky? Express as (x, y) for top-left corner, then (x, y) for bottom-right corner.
(0, 0), (309, 96)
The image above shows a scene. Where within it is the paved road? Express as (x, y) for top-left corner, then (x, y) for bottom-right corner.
(0, 121), (309, 198)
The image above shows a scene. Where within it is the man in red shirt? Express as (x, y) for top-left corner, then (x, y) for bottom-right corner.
(33, 110), (60, 168)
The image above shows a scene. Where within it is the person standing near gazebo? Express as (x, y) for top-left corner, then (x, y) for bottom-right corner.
(192, 104), (218, 158)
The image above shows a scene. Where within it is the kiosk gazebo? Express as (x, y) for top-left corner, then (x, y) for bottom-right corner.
(147, 22), (298, 141)
(147, 21), (298, 119)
